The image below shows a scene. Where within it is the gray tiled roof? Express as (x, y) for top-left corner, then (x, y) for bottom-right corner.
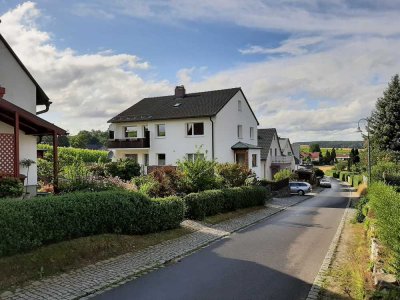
(231, 142), (262, 150)
(257, 128), (279, 160)
(109, 87), (251, 123)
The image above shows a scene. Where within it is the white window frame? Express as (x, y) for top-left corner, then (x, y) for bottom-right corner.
(252, 154), (257, 167)
(156, 124), (166, 138)
(187, 153), (205, 162)
(186, 122), (204, 137)
(157, 153), (166, 165)
(237, 125), (243, 139)
(124, 126), (138, 138)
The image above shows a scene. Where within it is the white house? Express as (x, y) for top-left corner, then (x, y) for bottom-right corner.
(0, 33), (66, 195)
(278, 137), (296, 171)
(107, 86), (262, 177)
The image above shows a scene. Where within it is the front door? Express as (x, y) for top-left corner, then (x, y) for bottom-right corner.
(235, 153), (246, 166)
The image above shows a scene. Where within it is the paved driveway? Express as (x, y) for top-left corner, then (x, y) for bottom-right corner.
(95, 180), (349, 300)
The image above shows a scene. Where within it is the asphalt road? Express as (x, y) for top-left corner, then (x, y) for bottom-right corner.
(95, 179), (350, 300)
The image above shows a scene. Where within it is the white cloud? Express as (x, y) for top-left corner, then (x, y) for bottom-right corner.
(239, 36), (325, 56)
(2, 1), (400, 142)
(0, 2), (172, 134)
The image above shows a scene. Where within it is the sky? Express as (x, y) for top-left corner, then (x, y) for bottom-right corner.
(1, 1), (400, 142)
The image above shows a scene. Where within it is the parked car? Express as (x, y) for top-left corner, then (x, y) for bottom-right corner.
(289, 182), (312, 195)
(319, 178), (332, 188)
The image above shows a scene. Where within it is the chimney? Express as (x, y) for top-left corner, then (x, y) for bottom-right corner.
(0, 85), (5, 99)
(175, 85), (185, 98)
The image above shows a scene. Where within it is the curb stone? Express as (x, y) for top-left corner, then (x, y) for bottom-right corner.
(0, 194), (314, 300)
(306, 181), (356, 300)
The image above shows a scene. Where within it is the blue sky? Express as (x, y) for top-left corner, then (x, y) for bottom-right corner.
(1, 1), (400, 141)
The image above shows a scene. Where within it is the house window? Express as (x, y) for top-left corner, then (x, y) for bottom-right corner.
(125, 154), (138, 162)
(125, 126), (138, 138)
(250, 127), (254, 139)
(237, 125), (243, 139)
(275, 148), (277, 156)
(157, 124), (166, 137)
(108, 130), (115, 140)
(157, 153), (166, 165)
(238, 100), (242, 111)
(186, 122), (204, 136)
(252, 154), (257, 167)
(144, 154), (149, 166)
(187, 153), (205, 162)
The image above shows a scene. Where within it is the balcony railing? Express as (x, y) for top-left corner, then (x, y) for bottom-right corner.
(108, 132), (150, 149)
(271, 155), (293, 164)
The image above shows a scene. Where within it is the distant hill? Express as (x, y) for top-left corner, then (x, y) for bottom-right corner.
(293, 141), (364, 149)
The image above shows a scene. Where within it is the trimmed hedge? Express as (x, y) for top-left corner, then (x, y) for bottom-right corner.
(0, 191), (184, 257)
(184, 186), (270, 220)
(368, 182), (400, 280)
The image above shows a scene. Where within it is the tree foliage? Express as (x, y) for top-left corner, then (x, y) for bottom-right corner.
(310, 143), (321, 153)
(370, 74), (400, 153)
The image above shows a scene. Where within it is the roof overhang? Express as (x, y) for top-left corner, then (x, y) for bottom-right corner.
(0, 34), (50, 107)
(0, 98), (67, 136)
(231, 141), (262, 150)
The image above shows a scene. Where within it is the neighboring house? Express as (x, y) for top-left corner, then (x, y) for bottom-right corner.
(0, 34), (66, 195)
(310, 152), (320, 163)
(257, 128), (282, 180)
(107, 86), (262, 177)
(278, 137), (296, 171)
(336, 154), (350, 161)
(291, 143), (302, 166)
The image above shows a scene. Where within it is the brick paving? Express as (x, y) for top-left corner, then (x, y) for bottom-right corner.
(1, 195), (310, 300)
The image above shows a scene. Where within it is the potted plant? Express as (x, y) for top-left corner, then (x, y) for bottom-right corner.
(20, 158), (36, 198)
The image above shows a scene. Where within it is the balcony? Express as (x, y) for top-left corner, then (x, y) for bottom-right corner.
(108, 132), (150, 149)
(271, 155), (293, 164)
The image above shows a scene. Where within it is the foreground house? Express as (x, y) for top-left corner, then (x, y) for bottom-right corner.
(108, 86), (262, 177)
(0, 34), (66, 195)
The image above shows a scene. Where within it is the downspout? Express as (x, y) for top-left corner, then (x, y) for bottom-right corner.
(209, 117), (214, 160)
(37, 102), (51, 115)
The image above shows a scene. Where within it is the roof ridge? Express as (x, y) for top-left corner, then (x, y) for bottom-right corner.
(141, 87), (241, 100)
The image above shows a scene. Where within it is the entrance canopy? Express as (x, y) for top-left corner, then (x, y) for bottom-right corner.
(0, 98), (66, 136)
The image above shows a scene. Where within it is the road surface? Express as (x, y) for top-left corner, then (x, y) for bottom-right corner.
(95, 179), (350, 300)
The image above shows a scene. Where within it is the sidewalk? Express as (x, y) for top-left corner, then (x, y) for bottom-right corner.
(1, 195), (313, 300)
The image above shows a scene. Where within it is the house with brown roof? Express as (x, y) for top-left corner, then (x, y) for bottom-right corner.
(108, 86), (262, 177)
(0, 33), (66, 196)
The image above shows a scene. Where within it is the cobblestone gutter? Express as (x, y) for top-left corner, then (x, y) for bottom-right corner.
(1, 196), (310, 300)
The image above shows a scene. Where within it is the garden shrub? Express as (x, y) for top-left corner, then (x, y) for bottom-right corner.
(177, 155), (219, 193)
(314, 168), (324, 177)
(215, 163), (250, 187)
(184, 186), (270, 220)
(38, 144), (110, 163)
(0, 191), (185, 256)
(37, 158), (53, 183)
(105, 159), (141, 180)
(0, 177), (24, 199)
(368, 182), (400, 280)
(355, 196), (369, 223)
(273, 169), (293, 181)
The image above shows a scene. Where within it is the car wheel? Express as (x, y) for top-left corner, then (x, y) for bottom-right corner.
(298, 190), (305, 196)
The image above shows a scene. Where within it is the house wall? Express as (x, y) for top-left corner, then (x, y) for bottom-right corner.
(279, 139), (296, 171)
(110, 117), (212, 165)
(108, 90), (262, 177)
(0, 122), (38, 187)
(0, 39), (37, 113)
(213, 91), (259, 169)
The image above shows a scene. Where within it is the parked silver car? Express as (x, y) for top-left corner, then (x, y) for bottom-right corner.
(289, 182), (312, 195)
(319, 178), (332, 188)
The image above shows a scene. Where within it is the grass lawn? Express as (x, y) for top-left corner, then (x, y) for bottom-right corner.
(320, 213), (374, 299)
(318, 165), (335, 172)
(0, 227), (192, 292)
(204, 206), (265, 225)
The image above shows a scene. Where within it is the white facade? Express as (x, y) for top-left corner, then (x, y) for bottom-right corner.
(0, 38), (38, 190)
(279, 138), (296, 171)
(108, 90), (262, 177)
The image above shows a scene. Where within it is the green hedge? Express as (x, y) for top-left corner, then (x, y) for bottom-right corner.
(368, 182), (400, 280)
(0, 191), (184, 257)
(184, 186), (270, 220)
